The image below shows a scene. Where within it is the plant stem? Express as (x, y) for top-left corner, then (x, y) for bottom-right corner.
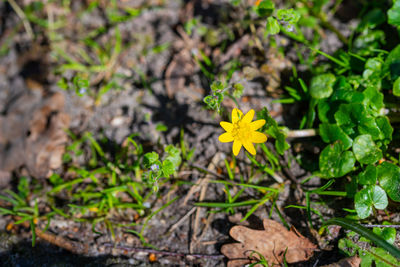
(287, 129), (318, 138)
(7, 0), (34, 40)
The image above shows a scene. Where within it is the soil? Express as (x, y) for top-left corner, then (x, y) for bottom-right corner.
(0, 0), (382, 266)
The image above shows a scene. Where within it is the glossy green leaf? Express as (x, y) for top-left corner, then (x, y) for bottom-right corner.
(335, 103), (365, 129)
(319, 123), (352, 150)
(310, 73), (336, 99)
(319, 142), (355, 178)
(355, 185), (387, 219)
(388, 0), (400, 27)
(383, 44), (400, 81)
(357, 165), (377, 185)
(352, 135), (382, 164)
(376, 116), (393, 145)
(358, 117), (381, 140)
(377, 162), (400, 202)
(363, 86), (384, 113)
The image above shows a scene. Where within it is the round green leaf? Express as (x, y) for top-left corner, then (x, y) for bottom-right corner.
(256, 0), (275, 17)
(377, 162), (400, 202)
(352, 135), (382, 164)
(319, 142), (355, 178)
(310, 73), (336, 99)
(355, 185), (388, 219)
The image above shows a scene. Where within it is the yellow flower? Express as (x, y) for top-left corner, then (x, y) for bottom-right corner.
(219, 108), (267, 156)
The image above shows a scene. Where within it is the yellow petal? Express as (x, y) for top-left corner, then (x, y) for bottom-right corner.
(251, 131), (267, 143)
(219, 132), (234, 143)
(232, 139), (242, 156)
(232, 108), (243, 123)
(243, 140), (256, 155)
(242, 109), (255, 123)
(250, 119), (266, 130)
(220, 121), (233, 132)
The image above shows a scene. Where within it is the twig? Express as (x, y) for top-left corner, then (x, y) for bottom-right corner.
(167, 207), (196, 234)
(287, 129), (318, 138)
(102, 243), (225, 259)
(19, 219), (88, 254)
(7, 0), (34, 40)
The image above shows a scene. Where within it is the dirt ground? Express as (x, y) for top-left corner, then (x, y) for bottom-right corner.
(0, 0), (387, 266)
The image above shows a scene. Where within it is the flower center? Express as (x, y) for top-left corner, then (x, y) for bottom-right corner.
(231, 120), (252, 142)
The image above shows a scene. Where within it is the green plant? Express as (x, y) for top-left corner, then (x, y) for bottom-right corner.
(0, 177), (44, 246)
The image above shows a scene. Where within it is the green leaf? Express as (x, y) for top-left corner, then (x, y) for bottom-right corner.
(393, 77), (400, 96)
(319, 123), (352, 150)
(334, 103), (365, 129)
(155, 123), (168, 132)
(352, 135), (382, 164)
(357, 165), (377, 185)
(266, 17), (280, 35)
(388, 0), (400, 27)
(358, 9), (386, 30)
(373, 226), (396, 245)
(259, 108), (290, 155)
(232, 83), (244, 99)
(376, 116), (393, 145)
(383, 44), (400, 81)
(317, 99), (338, 123)
(309, 73), (336, 99)
(143, 152), (159, 168)
(18, 177), (29, 199)
(362, 87), (384, 113)
(162, 159), (175, 176)
(377, 162), (400, 202)
(319, 142), (355, 178)
(277, 8), (300, 24)
(324, 218), (400, 260)
(164, 145), (181, 169)
(358, 117), (381, 140)
(370, 247), (400, 266)
(354, 185), (387, 219)
(365, 57), (383, 72)
(256, 0), (275, 17)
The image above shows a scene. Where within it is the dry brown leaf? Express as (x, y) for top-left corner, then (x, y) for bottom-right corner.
(321, 256), (361, 267)
(221, 219), (317, 266)
(0, 91), (70, 178)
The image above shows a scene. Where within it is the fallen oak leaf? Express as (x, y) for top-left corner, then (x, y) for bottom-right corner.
(221, 219), (317, 266)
